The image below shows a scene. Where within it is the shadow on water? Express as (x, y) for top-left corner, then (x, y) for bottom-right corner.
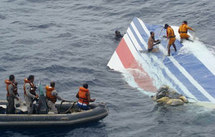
(1, 121), (108, 137)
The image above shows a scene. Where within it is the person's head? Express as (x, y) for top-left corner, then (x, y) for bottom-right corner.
(183, 21), (187, 24)
(50, 81), (55, 88)
(83, 83), (88, 89)
(28, 75), (34, 82)
(115, 30), (121, 35)
(150, 31), (154, 37)
(164, 24), (169, 29)
(9, 75), (15, 82)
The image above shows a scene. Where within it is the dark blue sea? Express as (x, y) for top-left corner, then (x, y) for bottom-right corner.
(1, 0), (215, 137)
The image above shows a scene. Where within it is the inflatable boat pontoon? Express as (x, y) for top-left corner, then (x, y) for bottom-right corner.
(0, 100), (108, 127)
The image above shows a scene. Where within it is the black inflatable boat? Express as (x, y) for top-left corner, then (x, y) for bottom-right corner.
(0, 100), (108, 127)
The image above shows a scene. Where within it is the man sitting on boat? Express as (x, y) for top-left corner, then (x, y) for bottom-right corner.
(178, 21), (195, 43)
(76, 83), (95, 110)
(148, 31), (160, 53)
(24, 75), (39, 114)
(5, 75), (19, 114)
(152, 85), (188, 106)
(46, 81), (65, 114)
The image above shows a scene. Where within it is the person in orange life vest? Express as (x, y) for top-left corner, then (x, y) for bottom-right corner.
(148, 32), (160, 53)
(178, 21), (195, 43)
(46, 81), (64, 114)
(5, 75), (19, 114)
(24, 75), (38, 114)
(163, 24), (177, 56)
(76, 83), (95, 110)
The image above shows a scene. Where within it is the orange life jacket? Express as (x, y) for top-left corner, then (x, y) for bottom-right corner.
(5, 79), (18, 96)
(23, 78), (36, 95)
(78, 87), (89, 105)
(167, 26), (175, 38)
(178, 24), (188, 33)
(46, 85), (57, 103)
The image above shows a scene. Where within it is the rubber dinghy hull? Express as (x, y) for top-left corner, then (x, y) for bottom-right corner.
(0, 100), (108, 127)
(108, 17), (215, 104)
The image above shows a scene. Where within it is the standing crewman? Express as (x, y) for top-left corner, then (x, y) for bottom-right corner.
(178, 21), (195, 43)
(76, 83), (95, 110)
(163, 24), (177, 56)
(23, 75), (38, 114)
(46, 81), (64, 114)
(5, 75), (19, 114)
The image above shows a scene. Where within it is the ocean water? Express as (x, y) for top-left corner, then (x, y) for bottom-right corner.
(0, 0), (215, 137)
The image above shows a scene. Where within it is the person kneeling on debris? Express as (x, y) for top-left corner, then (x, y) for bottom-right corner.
(152, 85), (188, 106)
(46, 81), (65, 114)
(76, 83), (95, 110)
(148, 32), (160, 53)
(178, 21), (195, 43)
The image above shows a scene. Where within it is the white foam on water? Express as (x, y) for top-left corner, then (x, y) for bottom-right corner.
(177, 43), (192, 55)
(122, 70), (156, 97)
(136, 52), (175, 89)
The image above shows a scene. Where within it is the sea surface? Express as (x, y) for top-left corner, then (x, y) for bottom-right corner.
(0, 0), (215, 137)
